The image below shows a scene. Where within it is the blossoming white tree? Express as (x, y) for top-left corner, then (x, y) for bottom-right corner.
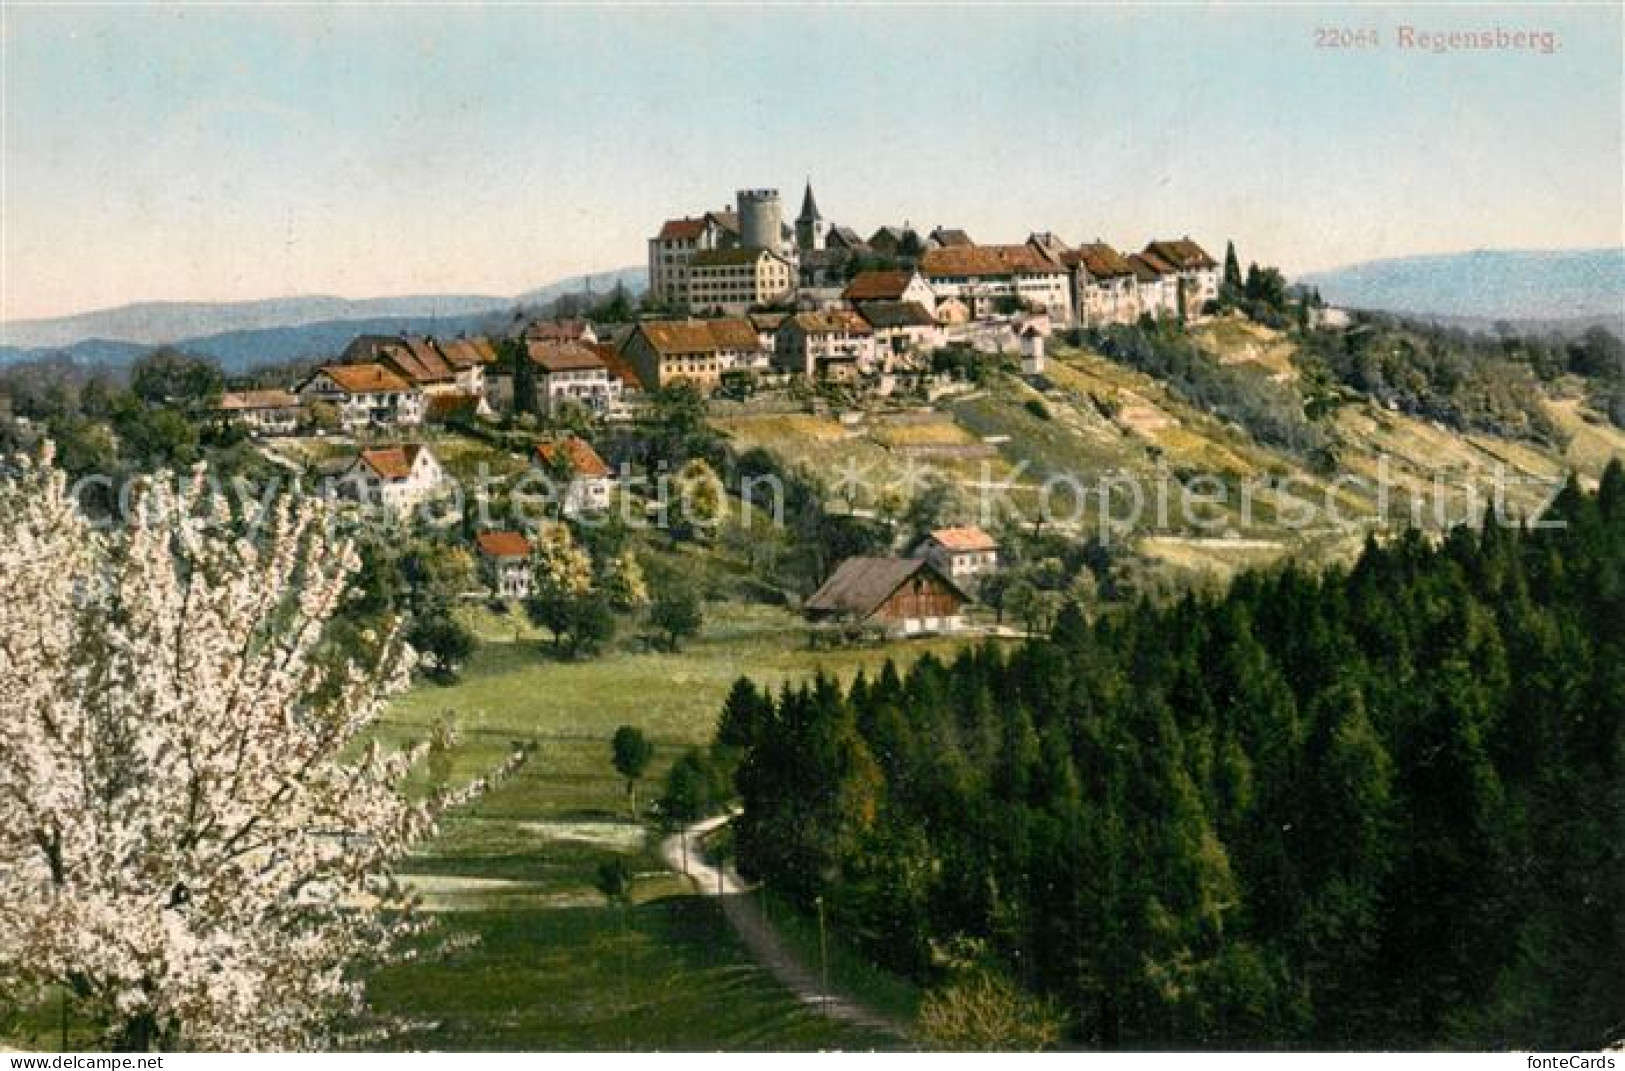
(0, 448), (521, 1050)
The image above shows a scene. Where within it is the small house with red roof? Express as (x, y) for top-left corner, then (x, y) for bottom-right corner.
(339, 443), (445, 514)
(532, 437), (615, 516)
(475, 530), (534, 599)
(526, 341), (624, 417)
(296, 364), (424, 429)
(912, 525), (1000, 587)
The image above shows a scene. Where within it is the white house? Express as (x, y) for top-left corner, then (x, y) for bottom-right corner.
(532, 437), (615, 516)
(1017, 318), (1049, 376)
(1064, 242), (1141, 327)
(857, 301), (945, 361)
(340, 443), (445, 514)
(296, 364), (424, 429)
(528, 341), (624, 416)
(215, 389), (302, 436)
(433, 336), (500, 396)
(476, 530), (533, 599)
(913, 525), (1000, 588)
(1128, 255), (1179, 320)
(773, 310), (877, 380)
(1141, 239), (1220, 319)
(842, 269), (938, 314)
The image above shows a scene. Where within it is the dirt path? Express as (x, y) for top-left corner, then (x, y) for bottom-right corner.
(660, 814), (912, 1045)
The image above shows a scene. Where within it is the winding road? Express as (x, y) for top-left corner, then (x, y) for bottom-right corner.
(659, 814), (911, 1044)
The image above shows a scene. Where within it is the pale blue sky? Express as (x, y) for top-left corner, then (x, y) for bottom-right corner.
(3, 3), (1620, 319)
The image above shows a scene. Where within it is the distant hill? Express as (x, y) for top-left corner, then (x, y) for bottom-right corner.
(0, 338), (151, 369)
(0, 266), (645, 372)
(164, 313), (505, 373)
(1299, 248), (1625, 325)
(0, 294), (514, 351)
(513, 267), (644, 309)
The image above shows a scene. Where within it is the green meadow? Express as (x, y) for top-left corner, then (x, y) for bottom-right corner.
(360, 602), (983, 1050)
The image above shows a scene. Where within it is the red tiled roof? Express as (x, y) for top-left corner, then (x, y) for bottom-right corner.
(436, 336), (498, 368)
(657, 217), (708, 241)
(1065, 242), (1136, 279)
(707, 317), (761, 350)
(786, 310), (873, 335)
(920, 244), (1062, 278)
(842, 270), (917, 302)
(635, 319), (763, 357)
(527, 341), (606, 373)
(636, 320), (721, 356)
(1129, 253), (1172, 282)
(928, 525), (997, 552)
(476, 530), (532, 558)
(356, 443), (429, 481)
(858, 301), (937, 330)
(399, 336), (455, 382)
(1143, 239), (1217, 270)
(217, 389), (298, 411)
(317, 363), (411, 394)
(534, 437), (611, 478)
(591, 344), (644, 390)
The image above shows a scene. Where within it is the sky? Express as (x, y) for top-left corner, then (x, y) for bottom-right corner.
(2, 2), (1621, 321)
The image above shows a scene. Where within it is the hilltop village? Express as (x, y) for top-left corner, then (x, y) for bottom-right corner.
(5, 195), (1625, 1057)
(226, 181), (1228, 433)
(178, 181), (1253, 637)
(16, 180), (1616, 655)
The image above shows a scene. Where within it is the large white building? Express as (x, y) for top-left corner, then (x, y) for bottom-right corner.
(686, 247), (795, 315)
(647, 210), (740, 309)
(919, 245), (1073, 323)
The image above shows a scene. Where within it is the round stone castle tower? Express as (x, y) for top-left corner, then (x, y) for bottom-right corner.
(736, 188), (783, 254)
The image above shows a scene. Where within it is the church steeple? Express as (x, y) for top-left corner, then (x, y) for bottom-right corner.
(795, 178), (829, 253)
(797, 178), (822, 223)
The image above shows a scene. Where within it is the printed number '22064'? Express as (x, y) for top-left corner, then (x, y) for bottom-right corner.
(1314, 27), (1380, 48)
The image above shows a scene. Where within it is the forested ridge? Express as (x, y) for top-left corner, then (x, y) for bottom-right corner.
(716, 462), (1625, 1049)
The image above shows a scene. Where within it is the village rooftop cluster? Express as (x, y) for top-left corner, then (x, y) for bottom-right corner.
(201, 180), (1232, 637)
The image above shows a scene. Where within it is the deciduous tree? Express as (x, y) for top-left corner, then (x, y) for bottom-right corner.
(0, 446), (523, 1050)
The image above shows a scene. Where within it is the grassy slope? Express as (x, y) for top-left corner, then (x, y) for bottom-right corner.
(716, 325), (1622, 587)
(361, 603), (981, 1051)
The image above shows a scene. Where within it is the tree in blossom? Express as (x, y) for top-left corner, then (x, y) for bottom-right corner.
(0, 446), (524, 1050)
(524, 522), (612, 657)
(599, 550), (649, 613)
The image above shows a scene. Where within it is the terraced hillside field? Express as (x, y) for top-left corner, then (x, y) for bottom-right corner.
(714, 325), (1621, 585)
